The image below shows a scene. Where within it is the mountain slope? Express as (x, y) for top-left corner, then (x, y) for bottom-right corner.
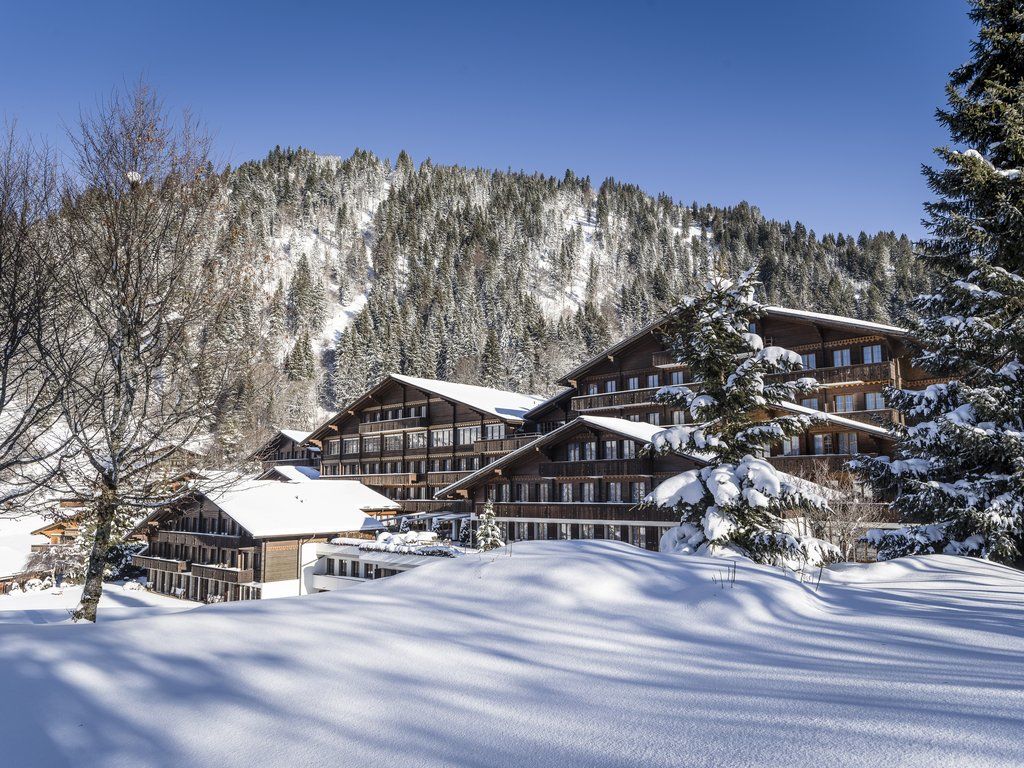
(210, 148), (929, 442)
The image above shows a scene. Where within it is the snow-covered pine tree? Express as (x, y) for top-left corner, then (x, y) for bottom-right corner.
(856, 1), (1024, 563)
(475, 501), (504, 551)
(639, 268), (838, 567)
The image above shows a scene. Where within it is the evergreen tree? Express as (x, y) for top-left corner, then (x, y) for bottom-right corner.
(857, 1), (1024, 563)
(640, 268), (838, 567)
(475, 501), (504, 551)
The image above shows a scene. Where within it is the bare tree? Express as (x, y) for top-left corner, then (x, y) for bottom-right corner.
(0, 122), (69, 508)
(800, 459), (882, 561)
(44, 83), (245, 622)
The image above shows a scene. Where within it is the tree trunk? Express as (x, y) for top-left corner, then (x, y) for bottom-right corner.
(72, 491), (115, 623)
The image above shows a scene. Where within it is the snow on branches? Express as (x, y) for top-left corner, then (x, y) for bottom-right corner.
(640, 268), (837, 567)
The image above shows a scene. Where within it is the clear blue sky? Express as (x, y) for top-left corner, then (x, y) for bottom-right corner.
(3, 1), (975, 238)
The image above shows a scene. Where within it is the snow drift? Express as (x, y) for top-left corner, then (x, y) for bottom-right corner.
(0, 541), (1021, 767)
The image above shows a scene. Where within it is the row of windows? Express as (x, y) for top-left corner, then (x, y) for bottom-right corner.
(780, 431), (860, 456)
(485, 480), (649, 504)
(580, 343), (887, 395)
(563, 439), (640, 462)
(801, 391), (885, 413)
(505, 522), (660, 550)
(326, 424), (507, 455)
(362, 405), (428, 423)
(329, 456), (485, 476)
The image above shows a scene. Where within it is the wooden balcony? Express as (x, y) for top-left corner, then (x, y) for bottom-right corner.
(426, 470), (475, 486)
(536, 458), (652, 477)
(474, 435), (540, 454)
(489, 502), (677, 522)
(355, 472), (421, 487)
(190, 563), (254, 584)
(834, 408), (901, 426)
(570, 387), (661, 413)
(651, 351), (684, 368)
(157, 531), (244, 549)
(358, 416), (428, 434)
(132, 554), (188, 572)
(767, 454), (856, 475)
(773, 360), (896, 387)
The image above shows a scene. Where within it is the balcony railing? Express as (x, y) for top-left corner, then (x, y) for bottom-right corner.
(767, 454), (857, 475)
(157, 531), (244, 549)
(536, 458), (652, 477)
(358, 416), (428, 435)
(132, 554), (189, 572)
(773, 360), (896, 387)
(831, 408), (901, 426)
(474, 435), (540, 454)
(426, 470), (475, 486)
(651, 351), (684, 368)
(190, 563), (254, 584)
(570, 387), (661, 413)
(488, 502), (677, 522)
(353, 472), (422, 487)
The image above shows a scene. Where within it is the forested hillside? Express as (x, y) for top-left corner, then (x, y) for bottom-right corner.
(213, 147), (928, 440)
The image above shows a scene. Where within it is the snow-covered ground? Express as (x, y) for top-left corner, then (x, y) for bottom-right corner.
(0, 582), (198, 625)
(0, 541), (1021, 767)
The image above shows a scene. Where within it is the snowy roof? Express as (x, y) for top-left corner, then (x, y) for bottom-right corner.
(257, 465), (321, 482)
(521, 388), (575, 419)
(198, 480), (395, 538)
(278, 429), (315, 446)
(0, 514), (49, 579)
(556, 305), (909, 385)
(390, 374), (546, 422)
(775, 401), (897, 441)
(436, 415), (700, 498)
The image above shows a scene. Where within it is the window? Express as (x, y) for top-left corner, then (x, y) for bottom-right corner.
(781, 436), (800, 456)
(630, 481), (647, 503)
(384, 434), (402, 452)
(515, 522), (529, 541)
(327, 438), (341, 456)
(801, 398), (819, 410)
(581, 482), (596, 502)
(646, 374), (660, 389)
(430, 428), (453, 447)
(813, 434), (833, 455)
(607, 481), (623, 502)
(800, 352), (817, 370)
(560, 483), (574, 502)
(603, 440), (618, 459)
(865, 391), (886, 410)
(862, 344), (883, 364)
(647, 412), (661, 426)
(483, 423), (505, 440)
(838, 432), (859, 454)
(672, 410), (686, 425)
(538, 483), (551, 502)
(627, 376), (640, 390)
(342, 437), (359, 454)
(362, 436), (380, 453)
(670, 370), (685, 385)
(566, 442), (581, 462)
(582, 441), (597, 461)
(834, 394), (855, 413)
(515, 483), (529, 502)
(833, 348), (851, 367)
(580, 524), (595, 539)
(498, 484), (510, 502)
(408, 431), (427, 449)
(534, 523), (548, 540)
(457, 425), (482, 445)
(587, 383), (599, 395)
(606, 524), (621, 541)
(622, 440), (637, 459)
(325, 558), (335, 576)
(559, 523), (572, 540)
(605, 380), (617, 393)
(627, 413), (641, 422)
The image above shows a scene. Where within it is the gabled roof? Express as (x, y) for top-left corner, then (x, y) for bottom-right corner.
(555, 305), (909, 386)
(435, 415), (707, 498)
(257, 465), (321, 482)
(774, 401), (897, 441)
(279, 429), (313, 445)
(202, 480), (395, 538)
(248, 429), (321, 461)
(310, 374), (546, 441)
(521, 387), (574, 420)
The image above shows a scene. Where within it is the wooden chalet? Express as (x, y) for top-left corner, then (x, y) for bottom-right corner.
(131, 479), (398, 602)
(250, 428), (320, 472)
(307, 373), (545, 523)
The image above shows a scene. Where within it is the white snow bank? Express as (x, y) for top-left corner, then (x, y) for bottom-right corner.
(0, 543), (1020, 767)
(0, 581), (198, 625)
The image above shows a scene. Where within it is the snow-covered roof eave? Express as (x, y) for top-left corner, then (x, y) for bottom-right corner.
(774, 401), (897, 441)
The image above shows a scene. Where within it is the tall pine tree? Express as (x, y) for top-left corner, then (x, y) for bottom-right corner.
(640, 268), (838, 567)
(857, 0), (1024, 563)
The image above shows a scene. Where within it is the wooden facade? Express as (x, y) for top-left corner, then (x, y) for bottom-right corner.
(251, 430), (320, 471)
(308, 375), (539, 515)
